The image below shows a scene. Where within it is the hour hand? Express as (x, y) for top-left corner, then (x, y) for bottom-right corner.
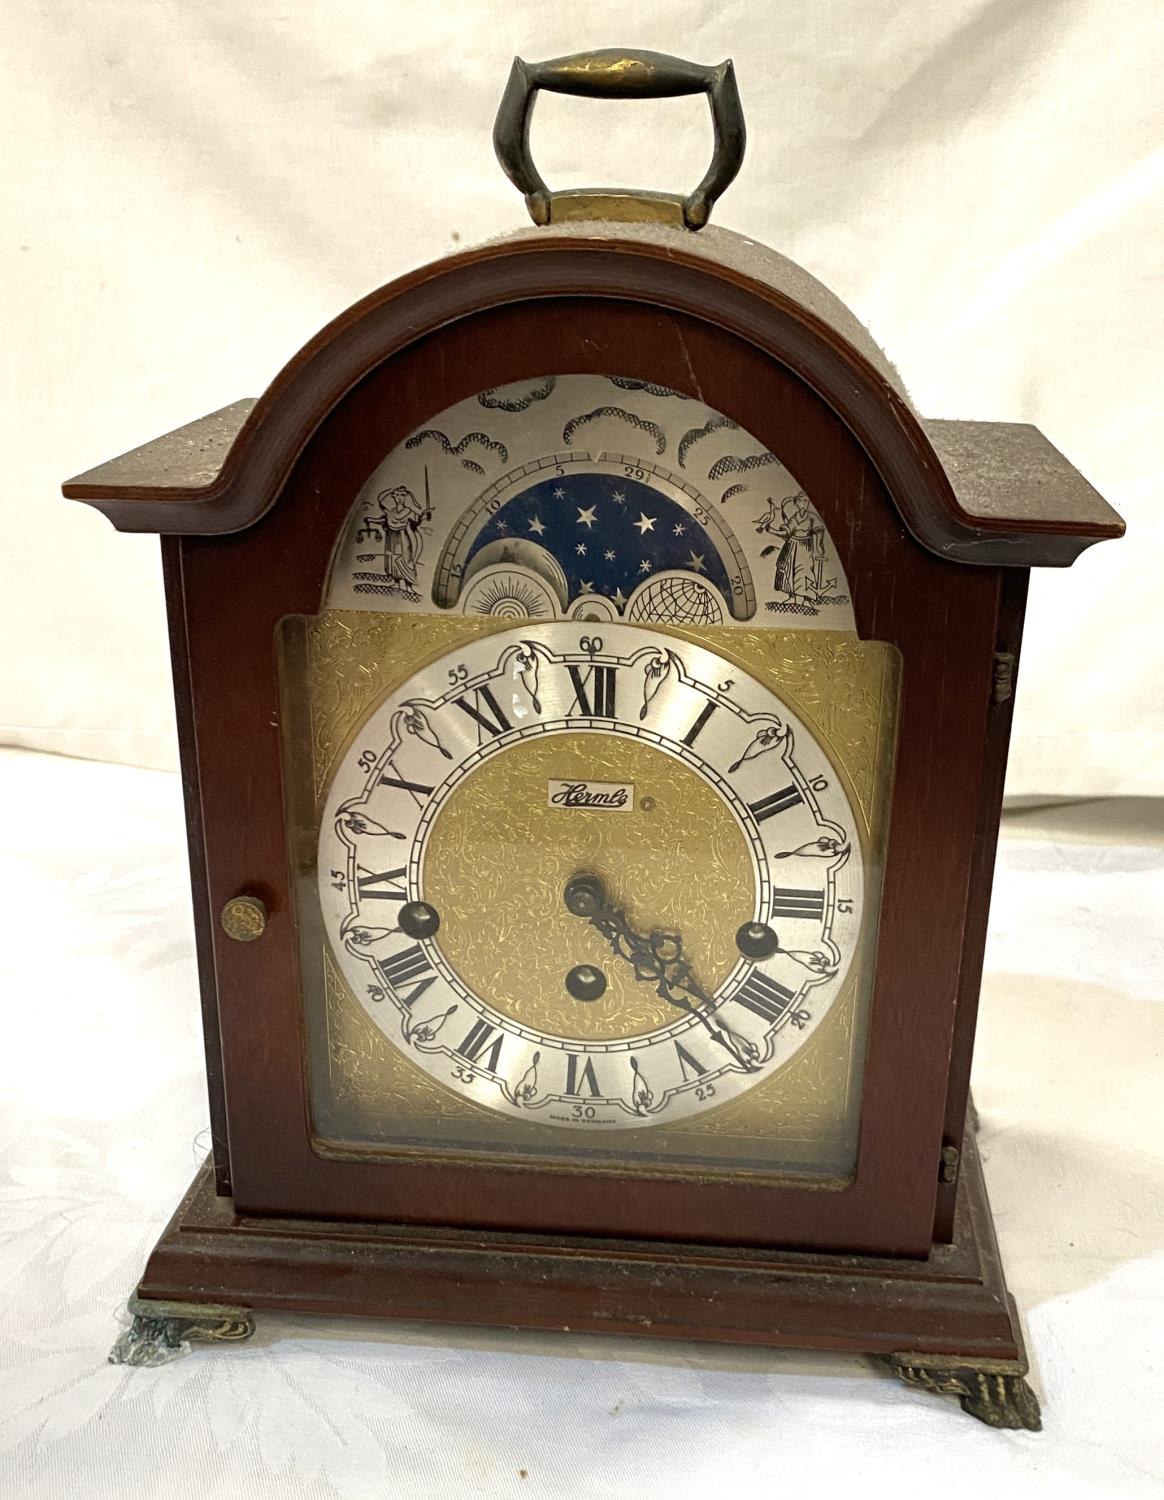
(564, 873), (706, 1001)
(562, 873), (757, 1069)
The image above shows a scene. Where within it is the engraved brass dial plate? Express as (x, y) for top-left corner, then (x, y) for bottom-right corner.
(279, 609), (898, 1174)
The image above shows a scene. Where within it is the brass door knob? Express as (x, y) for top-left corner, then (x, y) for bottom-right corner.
(221, 895), (268, 942)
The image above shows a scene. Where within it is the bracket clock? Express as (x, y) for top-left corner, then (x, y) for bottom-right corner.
(67, 51), (1123, 1426)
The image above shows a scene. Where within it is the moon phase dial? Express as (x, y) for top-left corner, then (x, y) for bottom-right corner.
(326, 375), (857, 632)
(318, 623), (863, 1129)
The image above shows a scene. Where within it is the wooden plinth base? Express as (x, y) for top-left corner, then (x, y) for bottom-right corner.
(133, 1132), (1038, 1427)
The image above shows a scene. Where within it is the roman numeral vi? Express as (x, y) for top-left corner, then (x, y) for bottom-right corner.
(565, 1053), (601, 1097)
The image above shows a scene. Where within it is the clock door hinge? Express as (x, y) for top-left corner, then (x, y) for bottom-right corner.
(939, 1144), (960, 1185)
(992, 652), (1016, 704)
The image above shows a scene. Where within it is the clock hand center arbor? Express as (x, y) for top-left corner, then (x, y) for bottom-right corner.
(563, 871), (608, 921)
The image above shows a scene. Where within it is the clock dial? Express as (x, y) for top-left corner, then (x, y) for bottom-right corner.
(318, 623), (863, 1130)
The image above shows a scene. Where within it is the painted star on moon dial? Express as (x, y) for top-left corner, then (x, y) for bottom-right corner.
(318, 623), (863, 1129)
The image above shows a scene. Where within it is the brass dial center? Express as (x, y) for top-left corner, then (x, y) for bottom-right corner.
(420, 733), (755, 1041)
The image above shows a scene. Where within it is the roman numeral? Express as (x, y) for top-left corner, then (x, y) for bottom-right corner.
(357, 867), (407, 901)
(673, 1041), (708, 1079)
(681, 700), (717, 747)
(454, 684), (511, 740)
(566, 663), (617, 718)
(734, 971), (796, 1025)
(770, 887), (825, 920)
(565, 1053), (601, 1097)
(455, 1017), (505, 1072)
(379, 771), (434, 798)
(748, 785), (803, 823)
(377, 944), (438, 1008)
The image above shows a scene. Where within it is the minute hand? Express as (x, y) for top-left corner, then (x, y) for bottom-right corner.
(563, 874), (757, 1069)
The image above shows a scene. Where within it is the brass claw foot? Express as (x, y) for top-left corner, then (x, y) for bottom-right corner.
(889, 1354), (1042, 1430)
(109, 1297), (255, 1367)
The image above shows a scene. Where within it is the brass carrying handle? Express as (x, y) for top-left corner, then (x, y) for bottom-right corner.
(493, 48), (745, 230)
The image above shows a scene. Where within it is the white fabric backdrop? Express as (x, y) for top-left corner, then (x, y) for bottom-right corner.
(1, 0), (1161, 792)
(1, 747), (1160, 1495)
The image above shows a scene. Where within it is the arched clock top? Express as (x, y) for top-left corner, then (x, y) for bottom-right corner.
(323, 375), (855, 631)
(64, 222), (1123, 568)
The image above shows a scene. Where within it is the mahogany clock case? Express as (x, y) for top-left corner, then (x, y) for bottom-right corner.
(66, 224), (1122, 1374)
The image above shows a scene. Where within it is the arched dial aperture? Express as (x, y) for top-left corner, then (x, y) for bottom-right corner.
(318, 623), (863, 1129)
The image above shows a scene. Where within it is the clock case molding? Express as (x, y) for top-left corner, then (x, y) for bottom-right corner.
(67, 220), (1122, 1398)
